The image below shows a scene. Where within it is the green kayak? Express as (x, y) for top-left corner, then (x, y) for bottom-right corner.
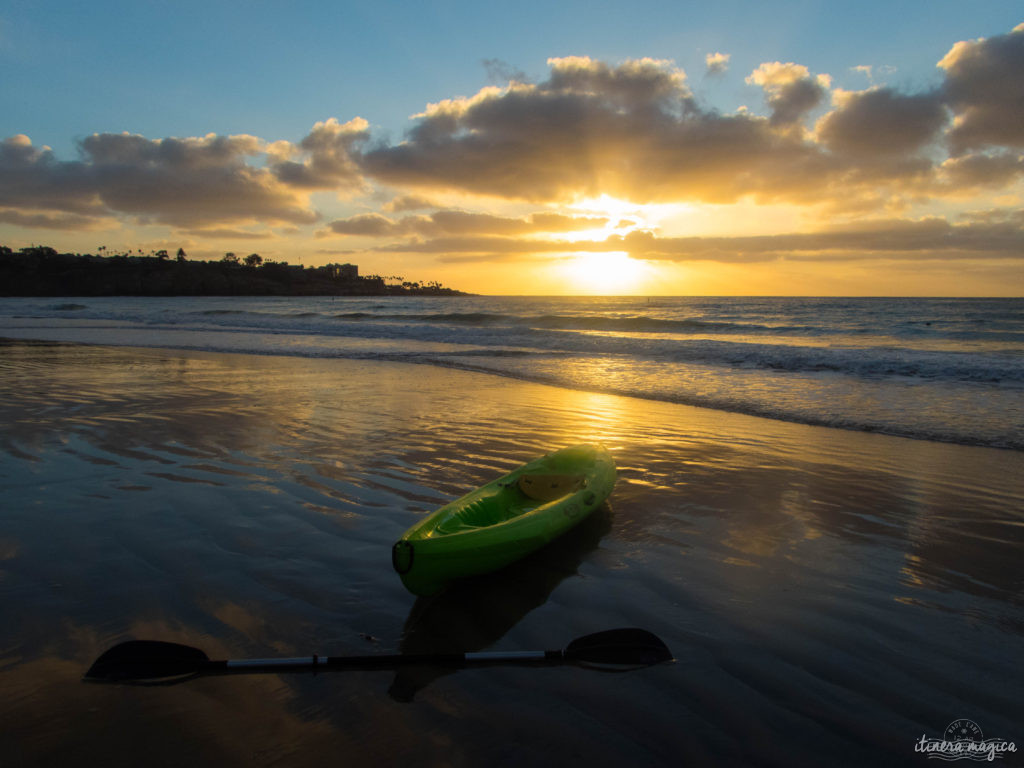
(392, 444), (616, 596)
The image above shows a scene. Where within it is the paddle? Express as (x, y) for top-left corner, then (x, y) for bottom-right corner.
(83, 628), (672, 685)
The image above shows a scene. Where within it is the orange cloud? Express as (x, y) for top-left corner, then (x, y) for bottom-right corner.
(360, 214), (1024, 264)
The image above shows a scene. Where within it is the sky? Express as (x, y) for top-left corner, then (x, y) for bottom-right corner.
(2, 0), (1023, 295)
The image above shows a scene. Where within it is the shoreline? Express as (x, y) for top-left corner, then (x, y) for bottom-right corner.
(2, 331), (1021, 453)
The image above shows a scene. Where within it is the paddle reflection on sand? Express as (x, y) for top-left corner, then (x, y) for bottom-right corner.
(389, 504), (614, 701)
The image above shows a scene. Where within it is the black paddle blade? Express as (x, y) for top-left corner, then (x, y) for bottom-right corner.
(564, 628), (673, 669)
(84, 640), (210, 683)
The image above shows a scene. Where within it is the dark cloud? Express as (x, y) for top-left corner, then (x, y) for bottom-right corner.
(0, 132), (320, 229)
(361, 56), (785, 204)
(0, 135), (101, 215)
(815, 88), (947, 157)
(938, 152), (1024, 189)
(83, 133), (319, 227)
(0, 208), (113, 231)
(940, 24), (1024, 153)
(355, 56), (864, 206)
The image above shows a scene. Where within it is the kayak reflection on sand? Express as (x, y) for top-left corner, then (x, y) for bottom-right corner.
(388, 504), (614, 702)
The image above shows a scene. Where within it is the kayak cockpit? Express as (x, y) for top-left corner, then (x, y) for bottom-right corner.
(517, 473), (586, 501)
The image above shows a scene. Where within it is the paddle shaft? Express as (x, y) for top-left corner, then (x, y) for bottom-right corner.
(200, 649), (561, 675)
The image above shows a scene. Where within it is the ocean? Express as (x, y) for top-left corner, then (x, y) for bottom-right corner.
(2, 295), (1021, 450)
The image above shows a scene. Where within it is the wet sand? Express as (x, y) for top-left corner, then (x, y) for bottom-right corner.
(1, 340), (1022, 766)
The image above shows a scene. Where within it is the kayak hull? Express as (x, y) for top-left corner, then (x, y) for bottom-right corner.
(393, 444), (616, 596)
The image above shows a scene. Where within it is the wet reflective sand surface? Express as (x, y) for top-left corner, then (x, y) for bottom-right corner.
(1, 341), (1022, 766)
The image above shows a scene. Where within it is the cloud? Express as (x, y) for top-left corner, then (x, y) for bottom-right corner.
(270, 117), (369, 190)
(0, 135), (103, 215)
(617, 216), (1024, 262)
(483, 58), (529, 84)
(323, 210), (608, 237)
(359, 56), (846, 205)
(746, 62), (830, 125)
(705, 52), (730, 76)
(81, 133), (319, 227)
(939, 24), (1024, 153)
(545, 55), (689, 107)
(0, 208), (115, 231)
(182, 228), (274, 240)
(354, 27), (1022, 212)
(382, 194), (441, 212)
(815, 87), (948, 157)
(373, 235), (560, 258)
(0, 132), (320, 229)
(359, 214), (1024, 264)
(323, 213), (398, 236)
(937, 152), (1024, 190)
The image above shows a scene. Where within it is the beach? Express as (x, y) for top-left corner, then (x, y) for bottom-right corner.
(1, 338), (1022, 766)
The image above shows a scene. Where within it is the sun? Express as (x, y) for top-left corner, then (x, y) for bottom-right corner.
(560, 250), (651, 294)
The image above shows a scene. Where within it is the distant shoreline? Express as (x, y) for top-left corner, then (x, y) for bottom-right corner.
(0, 245), (470, 297)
